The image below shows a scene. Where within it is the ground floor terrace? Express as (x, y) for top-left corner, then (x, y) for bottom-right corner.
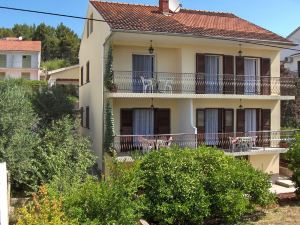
(110, 98), (297, 173)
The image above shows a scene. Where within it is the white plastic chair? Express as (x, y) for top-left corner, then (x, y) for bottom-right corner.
(140, 76), (154, 93)
(161, 79), (173, 93)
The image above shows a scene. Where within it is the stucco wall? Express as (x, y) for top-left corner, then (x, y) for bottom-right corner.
(249, 153), (280, 174)
(48, 66), (80, 82)
(0, 68), (39, 80)
(79, 3), (111, 169)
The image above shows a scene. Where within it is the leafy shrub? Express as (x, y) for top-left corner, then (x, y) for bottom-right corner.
(60, 160), (142, 225)
(16, 186), (77, 225)
(140, 147), (274, 224)
(41, 59), (71, 71)
(287, 133), (300, 195)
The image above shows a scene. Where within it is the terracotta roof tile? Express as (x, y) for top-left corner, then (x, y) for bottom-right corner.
(91, 1), (291, 44)
(0, 40), (41, 52)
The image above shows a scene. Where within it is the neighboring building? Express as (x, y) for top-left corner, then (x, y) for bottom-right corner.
(0, 37), (42, 80)
(47, 65), (80, 86)
(281, 27), (300, 76)
(80, 0), (296, 174)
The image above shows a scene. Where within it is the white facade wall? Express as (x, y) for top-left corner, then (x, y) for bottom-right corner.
(0, 51), (41, 80)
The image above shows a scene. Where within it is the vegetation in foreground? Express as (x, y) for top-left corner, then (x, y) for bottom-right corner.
(17, 147), (274, 225)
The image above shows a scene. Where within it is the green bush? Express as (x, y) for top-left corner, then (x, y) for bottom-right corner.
(140, 147), (274, 224)
(60, 160), (142, 225)
(287, 133), (300, 195)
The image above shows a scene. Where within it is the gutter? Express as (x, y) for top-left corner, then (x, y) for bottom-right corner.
(111, 29), (296, 47)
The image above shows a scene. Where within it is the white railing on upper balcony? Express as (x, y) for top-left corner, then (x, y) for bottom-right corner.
(110, 71), (296, 96)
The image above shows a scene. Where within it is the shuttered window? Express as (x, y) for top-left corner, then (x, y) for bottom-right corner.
(80, 107), (84, 127)
(22, 55), (31, 68)
(154, 109), (171, 135)
(298, 61), (300, 77)
(0, 55), (7, 67)
(236, 56), (245, 94)
(21, 72), (31, 80)
(0, 72), (5, 80)
(90, 14), (93, 34)
(196, 54), (205, 94)
(223, 55), (234, 94)
(86, 106), (90, 129)
(120, 109), (133, 135)
(86, 61), (90, 83)
(261, 58), (271, 95)
(81, 66), (84, 85)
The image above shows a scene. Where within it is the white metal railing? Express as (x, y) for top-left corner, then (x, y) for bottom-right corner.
(113, 130), (298, 154)
(110, 71), (295, 96)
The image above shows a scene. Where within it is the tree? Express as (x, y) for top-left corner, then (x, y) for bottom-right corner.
(0, 28), (14, 38)
(33, 85), (76, 127)
(56, 23), (80, 65)
(287, 133), (300, 195)
(0, 80), (40, 192)
(12, 24), (35, 40)
(33, 23), (59, 61)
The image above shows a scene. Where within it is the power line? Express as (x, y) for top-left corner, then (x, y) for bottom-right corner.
(1, 5), (300, 53)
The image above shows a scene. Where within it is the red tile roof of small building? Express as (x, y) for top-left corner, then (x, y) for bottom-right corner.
(0, 39), (41, 52)
(91, 1), (291, 44)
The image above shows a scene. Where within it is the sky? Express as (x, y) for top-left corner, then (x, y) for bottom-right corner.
(0, 0), (299, 38)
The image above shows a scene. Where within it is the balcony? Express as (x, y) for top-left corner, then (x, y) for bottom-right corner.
(110, 71), (295, 97)
(113, 130), (298, 156)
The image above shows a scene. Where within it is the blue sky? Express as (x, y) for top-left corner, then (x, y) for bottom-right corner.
(0, 0), (299, 38)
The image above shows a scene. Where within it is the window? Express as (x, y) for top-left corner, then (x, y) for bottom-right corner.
(87, 14), (93, 38)
(22, 55), (31, 68)
(80, 107), (84, 127)
(298, 61), (300, 77)
(86, 61), (90, 83)
(0, 72), (5, 80)
(0, 55), (7, 67)
(81, 66), (84, 85)
(90, 14), (93, 34)
(86, 106), (90, 129)
(21, 72), (31, 80)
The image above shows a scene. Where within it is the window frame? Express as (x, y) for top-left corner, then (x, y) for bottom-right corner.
(0, 54), (7, 68)
(21, 72), (31, 80)
(22, 55), (32, 68)
(86, 61), (90, 83)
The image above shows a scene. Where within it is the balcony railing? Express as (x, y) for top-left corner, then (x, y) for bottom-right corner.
(111, 71), (295, 96)
(113, 130), (298, 155)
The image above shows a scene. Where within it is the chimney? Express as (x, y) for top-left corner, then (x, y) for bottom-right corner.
(159, 0), (169, 14)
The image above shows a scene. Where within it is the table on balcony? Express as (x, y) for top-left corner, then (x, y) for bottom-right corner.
(230, 136), (257, 152)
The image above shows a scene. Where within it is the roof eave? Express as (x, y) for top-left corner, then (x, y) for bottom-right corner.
(111, 29), (296, 47)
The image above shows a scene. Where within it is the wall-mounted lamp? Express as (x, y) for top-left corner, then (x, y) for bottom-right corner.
(239, 99), (243, 109)
(238, 44), (243, 57)
(149, 40), (154, 54)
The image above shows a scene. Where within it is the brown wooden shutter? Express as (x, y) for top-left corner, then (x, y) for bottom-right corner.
(80, 107), (84, 127)
(196, 109), (205, 146)
(261, 109), (271, 147)
(236, 56), (245, 94)
(261, 58), (271, 95)
(224, 109), (234, 133)
(261, 109), (271, 131)
(120, 109), (133, 135)
(86, 106), (90, 129)
(218, 109), (223, 133)
(154, 109), (171, 135)
(80, 67), (84, 86)
(86, 61), (90, 83)
(298, 61), (300, 78)
(196, 54), (205, 94)
(223, 55), (234, 94)
(237, 109), (245, 133)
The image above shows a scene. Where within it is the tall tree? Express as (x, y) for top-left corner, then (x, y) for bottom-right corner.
(0, 28), (14, 38)
(56, 23), (80, 64)
(33, 23), (59, 61)
(12, 24), (35, 40)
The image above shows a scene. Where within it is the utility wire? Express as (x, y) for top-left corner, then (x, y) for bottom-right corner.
(1, 5), (300, 53)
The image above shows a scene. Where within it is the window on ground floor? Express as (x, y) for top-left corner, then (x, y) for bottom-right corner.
(21, 72), (31, 80)
(0, 72), (5, 80)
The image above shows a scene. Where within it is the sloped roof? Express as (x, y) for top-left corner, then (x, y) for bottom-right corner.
(0, 39), (41, 52)
(91, 1), (291, 44)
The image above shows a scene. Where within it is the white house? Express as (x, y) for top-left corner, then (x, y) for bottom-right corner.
(281, 27), (300, 76)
